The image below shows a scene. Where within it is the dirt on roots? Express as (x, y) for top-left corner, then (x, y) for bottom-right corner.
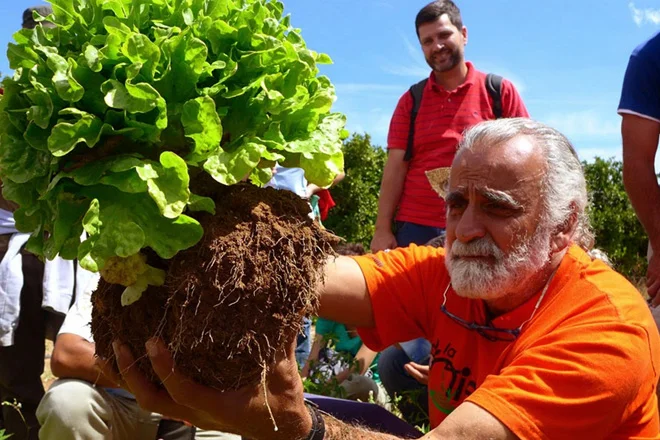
(91, 183), (339, 391)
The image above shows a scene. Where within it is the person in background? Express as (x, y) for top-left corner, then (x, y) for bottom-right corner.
(36, 274), (238, 440)
(301, 243), (387, 406)
(0, 7), (70, 440)
(369, 2), (529, 422)
(618, 31), (660, 303)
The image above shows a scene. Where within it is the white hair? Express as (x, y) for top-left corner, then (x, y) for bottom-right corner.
(456, 118), (595, 251)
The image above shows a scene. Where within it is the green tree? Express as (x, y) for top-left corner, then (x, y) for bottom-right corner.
(324, 134), (386, 247)
(583, 157), (648, 281)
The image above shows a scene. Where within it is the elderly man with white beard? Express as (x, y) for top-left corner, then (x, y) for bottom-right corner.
(105, 118), (660, 440)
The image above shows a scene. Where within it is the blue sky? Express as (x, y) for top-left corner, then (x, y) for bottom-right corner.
(0, 1), (659, 166)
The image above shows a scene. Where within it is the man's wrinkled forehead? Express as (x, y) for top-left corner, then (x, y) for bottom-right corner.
(447, 143), (546, 208)
(448, 137), (546, 201)
(446, 184), (524, 210)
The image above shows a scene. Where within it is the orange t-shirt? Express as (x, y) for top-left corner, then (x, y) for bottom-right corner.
(355, 244), (660, 439)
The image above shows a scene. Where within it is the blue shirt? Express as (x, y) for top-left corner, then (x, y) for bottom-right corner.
(266, 166), (307, 198)
(618, 31), (660, 122)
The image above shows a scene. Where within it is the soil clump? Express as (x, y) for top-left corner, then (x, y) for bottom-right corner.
(92, 183), (338, 390)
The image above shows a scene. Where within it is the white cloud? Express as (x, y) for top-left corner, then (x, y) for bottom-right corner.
(629, 2), (660, 26)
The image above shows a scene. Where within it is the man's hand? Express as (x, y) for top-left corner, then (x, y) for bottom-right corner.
(371, 228), (398, 253)
(404, 362), (429, 385)
(98, 336), (312, 440)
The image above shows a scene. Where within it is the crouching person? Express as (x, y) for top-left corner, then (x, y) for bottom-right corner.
(36, 274), (239, 440)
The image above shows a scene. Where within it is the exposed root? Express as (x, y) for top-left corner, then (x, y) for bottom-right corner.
(91, 183), (339, 392)
(262, 361), (278, 432)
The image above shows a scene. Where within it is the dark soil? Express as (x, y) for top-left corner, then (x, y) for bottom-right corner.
(91, 183), (339, 391)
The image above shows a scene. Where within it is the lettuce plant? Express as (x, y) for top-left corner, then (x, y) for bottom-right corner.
(0, 0), (346, 299)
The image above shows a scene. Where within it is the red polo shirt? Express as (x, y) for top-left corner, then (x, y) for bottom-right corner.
(387, 62), (529, 228)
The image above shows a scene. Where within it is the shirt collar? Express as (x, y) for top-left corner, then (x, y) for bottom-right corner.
(428, 61), (477, 93)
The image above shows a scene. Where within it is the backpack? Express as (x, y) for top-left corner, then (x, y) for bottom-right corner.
(403, 73), (504, 162)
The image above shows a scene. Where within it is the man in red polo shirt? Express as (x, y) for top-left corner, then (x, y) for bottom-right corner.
(370, 0), (528, 424)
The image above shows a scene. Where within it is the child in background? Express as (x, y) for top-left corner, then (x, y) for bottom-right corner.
(301, 243), (388, 406)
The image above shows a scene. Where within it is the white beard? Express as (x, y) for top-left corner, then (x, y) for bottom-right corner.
(445, 226), (552, 300)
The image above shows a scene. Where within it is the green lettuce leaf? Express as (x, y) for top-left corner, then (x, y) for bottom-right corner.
(0, 0), (345, 284)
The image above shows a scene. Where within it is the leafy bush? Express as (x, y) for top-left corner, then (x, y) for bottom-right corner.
(324, 133), (386, 247)
(583, 157), (647, 282)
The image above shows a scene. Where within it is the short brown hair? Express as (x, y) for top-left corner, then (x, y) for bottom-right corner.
(415, 1), (463, 36)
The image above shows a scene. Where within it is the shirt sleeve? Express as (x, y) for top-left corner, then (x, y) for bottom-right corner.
(58, 289), (94, 342)
(387, 91), (414, 151)
(57, 271), (100, 342)
(618, 50), (660, 122)
(354, 245), (448, 351)
(466, 321), (658, 439)
(500, 79), (530, 118)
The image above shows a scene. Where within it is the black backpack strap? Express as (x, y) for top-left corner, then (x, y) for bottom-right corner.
(485, 73), (504, 119)
(404, 78), (428, 162)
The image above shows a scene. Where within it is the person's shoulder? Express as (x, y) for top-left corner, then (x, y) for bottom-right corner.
(468, 63), (489, 81)
(354, 244), (445, 274)
(388, 243), (446, 261)
(632, 30), (660, 60)
(562, 247), (652, 326)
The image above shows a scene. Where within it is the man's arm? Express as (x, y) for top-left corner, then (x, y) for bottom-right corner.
(51, 333), (118, 388)
(371, 149), (408, 253)
(324, 401), (516, 440)
(317, 255), (374, 328)
(621, 114), (660, 298)
(106, 338), (517, 440)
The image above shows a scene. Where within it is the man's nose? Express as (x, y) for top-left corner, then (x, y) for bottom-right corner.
(455, 205), (486, 243)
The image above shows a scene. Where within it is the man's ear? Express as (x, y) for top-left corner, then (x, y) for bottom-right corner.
(551, 204), (578, 253)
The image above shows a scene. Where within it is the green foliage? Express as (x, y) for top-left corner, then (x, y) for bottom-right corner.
(0, 0), (346, 277)
(583, 157), (648, 281)
(0, 429), (11, 440)
(324, 133), (386, 247)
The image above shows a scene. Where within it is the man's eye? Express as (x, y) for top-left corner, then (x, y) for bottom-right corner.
(447, 201), (466, 211)
(484, 204), (515, 216)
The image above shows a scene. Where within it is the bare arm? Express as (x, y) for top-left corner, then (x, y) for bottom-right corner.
(621, 114), (660, 299)
(322, 401), (517, 440)
(107, 337), (517, 440)
(301, 334), (324, 378)
(51, 333), (118, 388)
(622, 114), (660, 248)
(306, 171), (346, 198)
(352, 344), (378, 376)
(317, 256), (374, 328)
(371, 149), (408, 252)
